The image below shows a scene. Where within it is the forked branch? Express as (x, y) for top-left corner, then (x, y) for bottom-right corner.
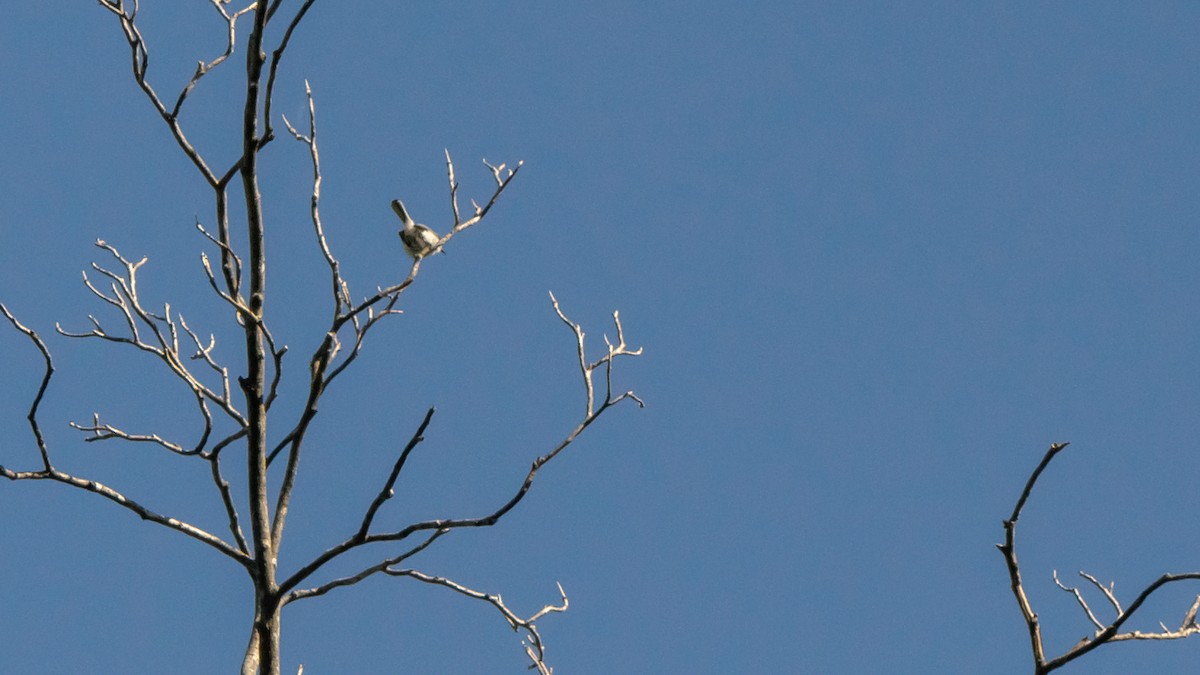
(281, 80), (349, 319)
(173, 0), (258, 119)
(386, 571), (569, 675)
(550, 291), (645, 417)
(272, 296), (641, 672)
(267, 85), (527, 558)
(999, 443), (1200, 673)
(56, 240), (247, 435)
(97, 0), (237, 186)
(17, 240), (251, 558)
(0, 304), (250, 564)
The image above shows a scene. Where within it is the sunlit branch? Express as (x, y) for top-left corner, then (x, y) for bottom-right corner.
(197, 219), (246, 311)
(386, 571), (568, 674)
(2, 463), (249, 564)
(69, 411), (201, 456)
(0, 304), (249, 564)
(999, 442), (1200, 673)
(57, 240), (248, 430)
(550, 292), (644, 417)
(282, 80), (346, 319)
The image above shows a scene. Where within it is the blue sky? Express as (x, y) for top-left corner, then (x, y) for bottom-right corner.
(3, 3), (1200, 674)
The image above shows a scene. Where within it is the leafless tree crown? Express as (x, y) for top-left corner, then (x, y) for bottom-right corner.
(1, 3), (643, 674)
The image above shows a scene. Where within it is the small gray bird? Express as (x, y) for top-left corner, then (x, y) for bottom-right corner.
(391, 199), (441, 259)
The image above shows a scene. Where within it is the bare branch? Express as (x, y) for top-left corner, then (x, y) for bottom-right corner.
(196, 217), (246, 308)
(997, 442), (1070, 672)
(1184, 595), (1200, 630)
(441, 156), (523, 237)
(350, 413), (605, 550)
(210, 448), (251, 555)
(385, 570), (568, 673)
(358, 408), (436, 538)
(1080, 571), (1123, 615)
(264, 341), (288, 411)
(445, 149), (462, 225)
(1049, 572), (1200, 668)
(99, 0), (221, 186)
(266, 121), (517, 498)
(322, 293), (401, 388)
(268, 328), (337, 548)
(263, 0), (318, 144)
(283, 529), (447, 604)
(550, 291), (591, 414)
(179, 314), (228, 380)
(319, 153), (528, 325)
(1, 464), (249, 565)
(550, 292), (643, 417)
(264, 291), (400, 470)
(1, 303), (248, 565)
(69, 414), (195, 456)
(59, 241), (248, 429)
(1057, 569), (1200, 647)
(60, 9), (642, 672)
(282, 80), (345, 319)
(208, 428), (250, 554)
(201, 252), (253, 320)
(264, 280), (398, 546)
(278, 301), (641, 597)
(0, 304), (55, 470)
(999, 443), (1200, 673)
(1054, 570), (1105, 631)
(70, 312), (218, 457)
(171, 0), (258, 119)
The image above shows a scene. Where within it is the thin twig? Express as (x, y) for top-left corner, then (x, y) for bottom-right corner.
(386, 570), (568, 673)
(1053, 570), (1105, 631)
(263, 0), (318, 144)
(171, 0), (257, 119)
(282, 80), (344, 318)
(1080, 572), (1123, 615)
(98, 0), (221, 186)
(358, 408), (437, 538)
(211, 449), (251, 555)
(58, 241), (248, 428)
(1, 302), (249, 565)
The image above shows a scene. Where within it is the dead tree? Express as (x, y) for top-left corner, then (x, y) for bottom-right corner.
(998, 443), (1200, 673)
(0, 3), (643, 674)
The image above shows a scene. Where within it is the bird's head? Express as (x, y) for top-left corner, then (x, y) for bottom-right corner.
(390, 199), (412, 226)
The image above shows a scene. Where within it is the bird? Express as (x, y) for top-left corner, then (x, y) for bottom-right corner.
(391, 199), (441, 259)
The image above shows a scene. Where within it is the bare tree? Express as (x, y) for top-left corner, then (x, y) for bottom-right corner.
(999, 443), (1200, 673)
(0, 4), (643, 674)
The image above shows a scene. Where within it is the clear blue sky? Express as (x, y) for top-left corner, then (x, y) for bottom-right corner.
(2, 3), (1200, 674)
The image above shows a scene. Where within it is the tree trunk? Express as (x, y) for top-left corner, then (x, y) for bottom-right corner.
(241, 600), (281, 675)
